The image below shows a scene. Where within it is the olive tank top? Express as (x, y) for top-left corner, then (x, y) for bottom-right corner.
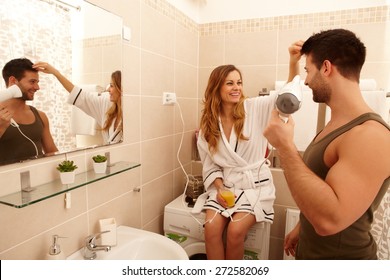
(0, 106), (44, 164)
(297, 113), (390, 259)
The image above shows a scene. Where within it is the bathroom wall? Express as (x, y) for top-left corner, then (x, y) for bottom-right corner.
(0, 0), (388, 260)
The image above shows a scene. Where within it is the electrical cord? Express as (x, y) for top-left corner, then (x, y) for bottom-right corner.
(10, 119), (39, 158)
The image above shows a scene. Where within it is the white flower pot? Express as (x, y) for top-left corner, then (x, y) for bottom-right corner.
(93, 161), (107, 174)
(60, 171), (75, 185)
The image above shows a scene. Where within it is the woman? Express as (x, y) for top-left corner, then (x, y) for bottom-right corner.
(33, 62), (123, 144)
(193, 65), (276, 260)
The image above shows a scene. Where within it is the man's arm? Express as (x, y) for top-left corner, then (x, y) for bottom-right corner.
(39, 111), (58, 155)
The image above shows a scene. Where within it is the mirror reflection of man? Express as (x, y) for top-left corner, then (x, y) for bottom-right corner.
(0, 58), (58, 164)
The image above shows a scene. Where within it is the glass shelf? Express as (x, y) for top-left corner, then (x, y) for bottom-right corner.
(0, 161), (140, 208)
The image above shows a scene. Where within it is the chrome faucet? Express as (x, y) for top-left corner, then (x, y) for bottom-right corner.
(83, 230), (112, 260)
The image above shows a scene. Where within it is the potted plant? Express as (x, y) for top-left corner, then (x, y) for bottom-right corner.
(57, 160), (78, 184)
(92, 154), (107, 174)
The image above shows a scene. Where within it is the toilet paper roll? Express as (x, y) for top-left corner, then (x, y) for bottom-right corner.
(99, 218), (117, 246)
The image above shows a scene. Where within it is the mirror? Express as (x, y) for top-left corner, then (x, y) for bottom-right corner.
(0, 0), (123, 165)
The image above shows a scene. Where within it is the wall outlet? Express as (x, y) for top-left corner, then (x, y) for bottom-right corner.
(163, 92), (176, 105)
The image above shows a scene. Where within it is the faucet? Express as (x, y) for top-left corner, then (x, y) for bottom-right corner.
(83, 231), (112, 260)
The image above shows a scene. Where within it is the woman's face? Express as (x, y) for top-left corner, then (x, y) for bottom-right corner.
(220, 70), (242, 106)
(108, 79), (121, 103)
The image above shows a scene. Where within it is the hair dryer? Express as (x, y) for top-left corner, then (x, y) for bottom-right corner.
(0, 85), (23, 127)
(275, 75), (302, 122)
(0, 84), (23, 102)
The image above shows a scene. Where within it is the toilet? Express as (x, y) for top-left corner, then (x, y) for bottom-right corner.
(164, 194), (270, 260)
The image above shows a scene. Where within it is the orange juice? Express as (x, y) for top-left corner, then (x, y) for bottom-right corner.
(221, 190), (235, 208)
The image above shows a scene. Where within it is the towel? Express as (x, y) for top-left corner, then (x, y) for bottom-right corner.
(70, 107), (97, 135)
(325, 91), (388, 123)
(359, 79), (377, 91)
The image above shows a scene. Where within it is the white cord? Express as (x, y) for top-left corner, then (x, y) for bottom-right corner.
(11, 120), (39, 158)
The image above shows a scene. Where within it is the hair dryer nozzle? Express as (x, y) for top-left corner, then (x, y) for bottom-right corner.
(0, 85), (23, 102)
(276, 75), (302, 115)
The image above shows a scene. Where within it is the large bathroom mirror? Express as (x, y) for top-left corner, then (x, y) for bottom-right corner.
(0, 0), (123, 166)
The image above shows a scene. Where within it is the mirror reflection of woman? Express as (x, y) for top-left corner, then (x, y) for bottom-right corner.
(33, 62), (123, 144)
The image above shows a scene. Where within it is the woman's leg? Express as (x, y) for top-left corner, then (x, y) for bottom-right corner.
(204, 209), (229, 260)
(225, 212), (256, 260)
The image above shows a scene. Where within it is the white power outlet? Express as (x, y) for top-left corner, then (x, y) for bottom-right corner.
(163, 92), (176, 105)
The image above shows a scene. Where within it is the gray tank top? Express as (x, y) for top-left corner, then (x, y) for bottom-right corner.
(0, 106), (44, 164)
(297, 113), (390, 259)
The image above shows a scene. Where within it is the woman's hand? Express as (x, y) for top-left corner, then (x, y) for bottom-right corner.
(33, 62), (59, 76)
(288, 40), (304, 64)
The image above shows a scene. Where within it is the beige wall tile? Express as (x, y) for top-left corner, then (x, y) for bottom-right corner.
(122, 95), (141, 145)
(141, 136), (174, 184)
(175, 24), (199, 66)
(142, 174), (174, 226)
(174, 62), (198, 99)
(141, 3), (175, 58)
(122, 45), (141, 95)
(199, 35), (225, 67)
(141, 51), (175, 96)
(141, 97), (174, 140)
(225, 31), (278, 65)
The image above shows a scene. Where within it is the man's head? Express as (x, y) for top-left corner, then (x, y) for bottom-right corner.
(301, 29), (366, 82)
(2, 58), (40, 101)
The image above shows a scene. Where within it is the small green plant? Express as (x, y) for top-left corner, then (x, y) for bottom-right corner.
(92, 154), (107, 163)
(57, 160), (78, 172)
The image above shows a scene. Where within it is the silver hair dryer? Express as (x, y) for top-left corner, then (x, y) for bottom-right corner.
(0, 85), (23, 102)
(275, 75), (302, 122)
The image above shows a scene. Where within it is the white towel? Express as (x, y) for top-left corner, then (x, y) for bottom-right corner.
(70, 107), (97, 135)
(325, 91), (387, 124)
(359, 79), (377, 91)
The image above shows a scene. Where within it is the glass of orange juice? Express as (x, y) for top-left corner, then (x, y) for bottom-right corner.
(220, 187), (235, 208)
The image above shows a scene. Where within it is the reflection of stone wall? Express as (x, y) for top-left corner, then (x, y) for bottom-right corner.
(0, 0), (75, 151)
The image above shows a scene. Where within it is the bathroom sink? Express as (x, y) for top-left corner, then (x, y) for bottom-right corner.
(67, 225), (188, 260)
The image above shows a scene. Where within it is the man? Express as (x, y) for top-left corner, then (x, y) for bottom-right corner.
(0, 58), (58, 164)
(264, 29), (390, 259)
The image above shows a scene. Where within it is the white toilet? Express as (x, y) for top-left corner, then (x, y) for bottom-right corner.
(164, 194), (270, 260)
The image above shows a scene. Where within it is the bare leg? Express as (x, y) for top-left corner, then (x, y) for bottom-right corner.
(225, 212), (256, 260)
(204, 210), (229, 260)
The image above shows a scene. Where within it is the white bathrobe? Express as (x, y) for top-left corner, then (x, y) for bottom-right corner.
(193, 93), (278, 223)
(68, 86), (123, 144)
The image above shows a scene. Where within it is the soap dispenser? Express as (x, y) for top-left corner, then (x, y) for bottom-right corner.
(46, 235), (66, 260)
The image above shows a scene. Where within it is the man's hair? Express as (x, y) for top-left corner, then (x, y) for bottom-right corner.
(2, 58), (37, 86)
(301, 29), (366, 82)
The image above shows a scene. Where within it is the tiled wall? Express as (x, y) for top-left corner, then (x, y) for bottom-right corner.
(0, 0), (388, 260)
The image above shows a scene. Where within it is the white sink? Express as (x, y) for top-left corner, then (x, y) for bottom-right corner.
(67, 226), (188, 260)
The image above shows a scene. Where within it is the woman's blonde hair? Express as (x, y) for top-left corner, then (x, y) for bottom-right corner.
(199, 65), (247, 154)
(102, 70), (122, 132)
